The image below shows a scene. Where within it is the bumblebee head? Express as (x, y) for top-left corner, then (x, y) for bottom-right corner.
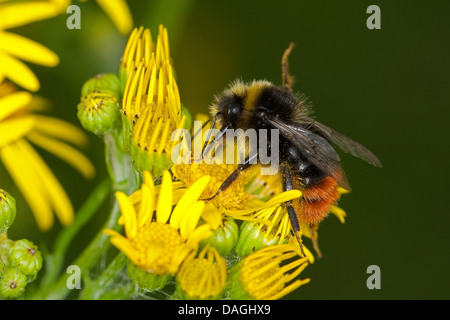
(211, 79), (276, 130)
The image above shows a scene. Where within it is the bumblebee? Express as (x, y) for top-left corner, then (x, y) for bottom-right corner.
(204, 43), (381, 255)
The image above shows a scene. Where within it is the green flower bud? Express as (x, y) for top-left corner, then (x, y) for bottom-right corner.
(201, 217), (239, 256)
(77, 91), (121, 135)
(235, 221), (287, 257)
(129, 141), (173, 178)
(0, 268), (27, 299)
(10, 239), (42, 281)
(0, 238), (14, 270)
(126, 259), (172, 292)
(81, 73), (121, 98)
(0, 189), (16, 233)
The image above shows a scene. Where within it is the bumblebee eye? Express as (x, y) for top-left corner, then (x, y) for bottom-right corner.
(227, 103), (242, 118)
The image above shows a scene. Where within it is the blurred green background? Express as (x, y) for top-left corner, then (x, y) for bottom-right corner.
(2, 0), (449, 299)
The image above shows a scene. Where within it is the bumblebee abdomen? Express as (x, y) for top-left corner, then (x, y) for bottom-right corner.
(294, 175), (341, 226)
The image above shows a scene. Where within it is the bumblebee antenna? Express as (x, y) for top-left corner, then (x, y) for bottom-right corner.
(281, 42), (296, 90)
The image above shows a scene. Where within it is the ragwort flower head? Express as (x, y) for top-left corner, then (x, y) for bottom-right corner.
(105, 171), (213, 283)
(120, 26), (188, 177)
(227, 244), (310, 300)
(176, 245), (227, 300)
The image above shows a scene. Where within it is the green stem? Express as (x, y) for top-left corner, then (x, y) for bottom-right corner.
(104, 129), (138, 193)
(35, 130), (137, 300)
(79, 252), (132, 300)
(35, 200), (122, 300)
(37, 178), (111, 292)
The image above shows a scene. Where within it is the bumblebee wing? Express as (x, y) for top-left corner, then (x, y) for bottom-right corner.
(267, 117), (350, 189)
(308, 119), (382, 168)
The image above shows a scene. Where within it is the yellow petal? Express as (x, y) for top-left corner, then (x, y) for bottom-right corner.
(179, 201), (205, 240)
(115, 191), (137, 238)
(201, 202), (223, 230)
(156, 171), (172, 224)
(0, 51), (39, 91)
(95, 0), (133, 35)
(103, 228), (123, 238)
(330, 205), (346, 224)
(16, 139), (74, 226)
(0, 1), (62, 30)
(185, 224), (213, 247)
(48, 0), (71, 11)
(170, 175), (210, 229)
(0, 142), (54, 230)
(0, 91), (32, 121)
(0, 32), (59, 67)
(27, 131), (95, 179)
(109, 235), (140, 266)
(33, 115), (90, 148)
(0, 116), (35, 147)
(227, 190), (302, 216)
(137, 183), (154, 227)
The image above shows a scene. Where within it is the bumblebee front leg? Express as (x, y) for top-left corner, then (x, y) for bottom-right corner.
(203, 152), (256, 201)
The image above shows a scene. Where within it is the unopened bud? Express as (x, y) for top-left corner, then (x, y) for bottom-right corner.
(0, 238), (14, 270)
(235, 221), (287, 257)
(81, 73), (121, 98)
(201, 217), (239, 256)
(0, 267), (27, 299)
(77, 91), (121, 135)
(0, 189), (16, 233)
(10, 239), (42, 281)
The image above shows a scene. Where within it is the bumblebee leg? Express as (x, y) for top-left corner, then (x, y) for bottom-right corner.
(203, 152), (256, 201)
(193, 117), (211, 140)
(201, 113), (220, 156)
(283, 164), (306, 257)
(192, 115), (228, 163)
(281, 42), (296, 90)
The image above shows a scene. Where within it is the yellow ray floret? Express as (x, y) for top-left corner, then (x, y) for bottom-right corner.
(0, 83), (94, 230)
(0, 0), (64, 91)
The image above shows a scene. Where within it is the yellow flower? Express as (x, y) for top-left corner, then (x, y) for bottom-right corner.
(105, 171), (213, 275)
(176, 246), (227, 300)
(120, 26), (186, 176)
(0, 82), (95, 230)
(0, 0), (63, 91)
(227, 244), (310, 300)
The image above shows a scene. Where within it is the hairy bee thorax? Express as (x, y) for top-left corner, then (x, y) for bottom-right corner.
(210, 79), (311, 131)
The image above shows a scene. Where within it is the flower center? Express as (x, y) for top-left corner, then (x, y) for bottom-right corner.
(130, 222), (184, 274)
(173, 163), (254, 210)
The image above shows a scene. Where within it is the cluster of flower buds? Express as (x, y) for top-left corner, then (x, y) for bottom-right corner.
(0, 190), (42, 299)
